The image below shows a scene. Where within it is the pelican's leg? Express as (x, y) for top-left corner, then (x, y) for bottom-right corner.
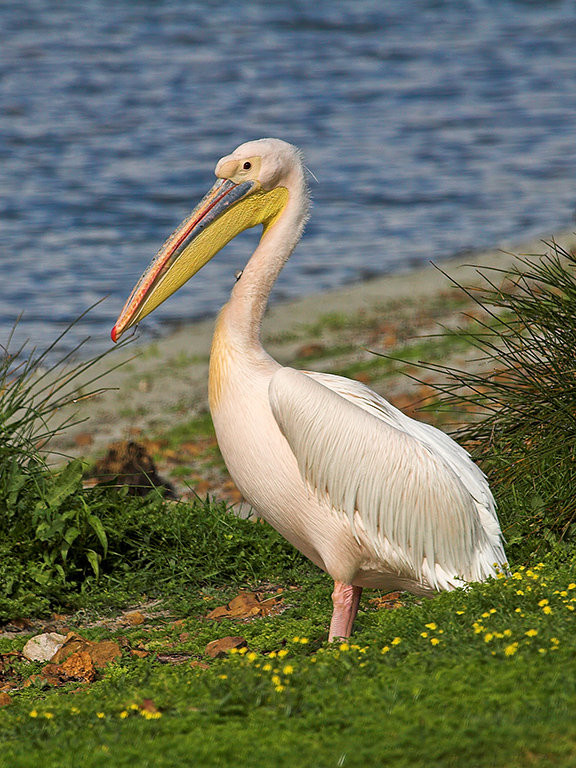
(328, 581), (363, 641)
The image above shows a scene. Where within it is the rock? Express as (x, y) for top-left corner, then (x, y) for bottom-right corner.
(205, 636), (247, 658)
(22, 632), (67, 662)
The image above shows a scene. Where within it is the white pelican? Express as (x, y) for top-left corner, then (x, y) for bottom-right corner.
(112, 139), (507, 640)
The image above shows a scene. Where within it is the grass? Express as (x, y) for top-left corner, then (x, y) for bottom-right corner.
(1, 556), (576, 767)
(4, 243), (576, 765)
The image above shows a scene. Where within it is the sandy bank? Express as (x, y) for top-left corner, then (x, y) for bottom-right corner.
(50, 228), (576, 462)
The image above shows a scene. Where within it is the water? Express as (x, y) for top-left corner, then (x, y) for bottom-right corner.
(2, 0), (576, 354)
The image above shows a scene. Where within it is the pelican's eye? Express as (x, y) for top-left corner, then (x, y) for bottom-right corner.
(242, 161), (252, 170)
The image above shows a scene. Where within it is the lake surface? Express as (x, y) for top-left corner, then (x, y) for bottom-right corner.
(2, 0), (576, 354)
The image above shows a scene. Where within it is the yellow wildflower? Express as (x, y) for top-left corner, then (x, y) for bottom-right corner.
(504, 643), (519, 657)
(525, 629), (538, 637)
(538, 599), (549, 607)
(430, 638), (440, 646)
(218, 674), (228, 680)
(262, 663), (272, 671)
(299, 637), (309, 644)
(278, 649), (289, 658)
(246, 652), (258, 662)
(271, 675), (281, 686)
(29, 710), (38, 718)
(512, 572), (522, 580)
(516, 590), (524, 595)
(560, 591), (568, 597)
(283, 665), (294, 675)
(96, 712), (105, 719)
(420, 632), (428, 638)
(551, 637), (560, 645)
(275, 685), (285, 693)
(70, 707), (80, 715)
(425, 623), (437, 630)
(542, 606), (552, 615)
(119, 711), (129, 719)
(503, 629), (512, 637)
(381, 646), (390, 654)
(238, 647), (247, 655)
(292, 636), (300, 643)
(268, 651), (277, 658)
(339, 643), (350, 652)
(481, 612), (490, 618)
(566, 605), (574, 611)
(484, 633), (494, 643)
(391, 637), (401, 645)
(538, 648), (547, 654)
(568, 583), (576, 590)
(456, 610), (465, 615)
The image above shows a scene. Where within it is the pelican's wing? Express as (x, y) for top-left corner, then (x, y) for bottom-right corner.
(269, 368), (505, 587)
(305, 371), (499, 526)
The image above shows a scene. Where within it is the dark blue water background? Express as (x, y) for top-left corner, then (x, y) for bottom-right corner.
(2, 0), (575, 353)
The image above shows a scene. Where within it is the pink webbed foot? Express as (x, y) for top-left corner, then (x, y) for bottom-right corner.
(328, 581), (363, 642)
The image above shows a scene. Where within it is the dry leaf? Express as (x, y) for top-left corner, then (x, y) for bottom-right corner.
(125, 611), (146, 626)
(190, 660), (210, 670)
(59, 650), (97, 682)
(205, 636), (247, 658)
(130, 649), (149, 659)
(50, 633), (121, 671)
(369, 592), (404, 610)
(206, 591), (283, 621)
(0, 692), (12, 706)
(140, 698), (159, 713)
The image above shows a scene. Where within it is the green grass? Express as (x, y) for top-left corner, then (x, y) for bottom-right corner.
(1, 556), (576, 767)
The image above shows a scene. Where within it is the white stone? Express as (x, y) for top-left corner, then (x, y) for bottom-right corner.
(22, 632), (67, 662)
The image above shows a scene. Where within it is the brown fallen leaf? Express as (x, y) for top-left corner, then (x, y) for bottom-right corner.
(369, 592), (404, 610)
(130, 649), (150, 659)
(0, 692), (12, 706)
(140, 698), (159, 713)
(49, 633), (86, 664)
(190, 660), (210, 670)
(297, 343), (325, 359)
(50, 632), (121, 670)
(206, 591), (283, 621)
(125, 611), (146, 626)
(205, 636), (247, 658)
(60, 650), (97, 682)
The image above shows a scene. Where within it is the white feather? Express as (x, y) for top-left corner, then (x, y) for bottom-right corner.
(269, 367), (506, 589)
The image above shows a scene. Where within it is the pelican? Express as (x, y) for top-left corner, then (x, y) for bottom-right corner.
(112, 139), (507, 640)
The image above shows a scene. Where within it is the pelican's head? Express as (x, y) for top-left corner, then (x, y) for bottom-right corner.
(111, 138), (303, 342)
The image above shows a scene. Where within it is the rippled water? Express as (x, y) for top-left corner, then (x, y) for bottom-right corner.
(2, 0), (576, 353)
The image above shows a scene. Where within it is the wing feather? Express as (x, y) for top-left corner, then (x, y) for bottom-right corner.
(269, 367), (505, 587)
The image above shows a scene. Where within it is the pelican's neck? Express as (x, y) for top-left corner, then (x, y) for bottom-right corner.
(219, 177), (309, 354)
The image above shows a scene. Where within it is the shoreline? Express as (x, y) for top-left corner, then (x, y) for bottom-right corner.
(50, 227), (576, 463)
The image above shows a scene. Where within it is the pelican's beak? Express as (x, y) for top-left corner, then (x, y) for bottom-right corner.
(111, 178), (258, 342)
